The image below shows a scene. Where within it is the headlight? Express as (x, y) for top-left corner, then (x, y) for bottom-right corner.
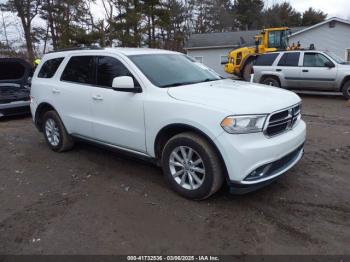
(221, 115), (267, 134)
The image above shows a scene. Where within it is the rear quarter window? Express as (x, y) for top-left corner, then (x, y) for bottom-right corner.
(254, 53), (279, 66)
(38, 57), (64, 78)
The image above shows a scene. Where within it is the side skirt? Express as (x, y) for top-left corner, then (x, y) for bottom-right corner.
(71, 134), (158, 165)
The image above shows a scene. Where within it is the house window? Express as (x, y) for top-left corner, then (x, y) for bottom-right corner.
(193, 56), (203, 63)
(329, 21), (336, 28)
(220, 55), (228, 64)
(347, 49), (350, 62)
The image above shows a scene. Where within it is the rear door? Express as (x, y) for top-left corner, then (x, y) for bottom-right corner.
(275, 52), (301, 89)
(300, 52), (337, 90)
(57, 55), (96, 138)
(253, 53), (280, 83)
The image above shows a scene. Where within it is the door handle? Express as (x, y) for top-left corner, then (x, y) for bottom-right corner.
(302, 69), (309, 73)
(52, 88), (60, 94)
(92, 95), (104, 101)
(276, 69), (282, 72)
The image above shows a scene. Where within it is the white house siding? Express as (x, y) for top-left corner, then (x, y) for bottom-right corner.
(187, 47), (235, 78)
(289, 21), (350, 61)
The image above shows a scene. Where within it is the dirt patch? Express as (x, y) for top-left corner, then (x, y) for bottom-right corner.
(0, 95), (349, 254)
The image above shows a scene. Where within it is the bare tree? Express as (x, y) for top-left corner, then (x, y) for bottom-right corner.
(1, 0), (41, 61)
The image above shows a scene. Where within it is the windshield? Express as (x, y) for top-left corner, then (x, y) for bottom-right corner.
(128, 54), (221, 88)
(325, 51), (347, 64)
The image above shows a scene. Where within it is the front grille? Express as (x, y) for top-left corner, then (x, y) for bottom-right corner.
(265, 104), (301, 137)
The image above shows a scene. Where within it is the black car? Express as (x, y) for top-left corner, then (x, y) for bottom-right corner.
(0, 58), (32, 117)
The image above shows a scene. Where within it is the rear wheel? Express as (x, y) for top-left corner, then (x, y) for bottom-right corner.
(43, 111), (74, 152)
(161, 132), (224, 200)
(242, 60), (254, 81)
(261, 76), (281, 88)
(342, 80), (350, 99)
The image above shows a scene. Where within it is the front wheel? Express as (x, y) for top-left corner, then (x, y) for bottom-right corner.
(161, 132), (224, 200)
(342, 80), (350, 99)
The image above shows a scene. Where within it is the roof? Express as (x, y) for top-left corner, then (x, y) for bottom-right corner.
(291, 17), (350, 37)
(44, 47), (178, 59)
(185, 27), (305, 50)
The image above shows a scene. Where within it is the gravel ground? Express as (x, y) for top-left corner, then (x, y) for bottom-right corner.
(0, 95), (349, 255)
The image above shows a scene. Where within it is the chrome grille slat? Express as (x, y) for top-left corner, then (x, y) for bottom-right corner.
(265, 104), (301, 137)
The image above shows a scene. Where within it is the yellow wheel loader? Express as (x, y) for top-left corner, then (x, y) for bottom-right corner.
(224, 27), (296, 81)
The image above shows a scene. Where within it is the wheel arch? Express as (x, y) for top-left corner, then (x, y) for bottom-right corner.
(260, 74), (281, 86)
(340, 75), (350, 91)
(154, 123), (229, 179)
(34, 102), (59, 132)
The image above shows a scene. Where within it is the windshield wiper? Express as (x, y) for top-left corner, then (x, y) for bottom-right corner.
(161, 78), (220, 88)
(161, 81), (197, 88)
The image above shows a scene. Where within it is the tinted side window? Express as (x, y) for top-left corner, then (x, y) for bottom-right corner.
(303, 53), (332, 67)
(255, 53), (279, 66)
(97, 56), (139, 87)
(0, 62), (25, 80)
(38, 58), (64, 78)
(61, 56), (95, 84)
(278, 53), (300, 67)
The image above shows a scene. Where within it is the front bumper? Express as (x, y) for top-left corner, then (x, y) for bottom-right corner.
(215, 120), (306, 188)
(0, 101), (30, 117)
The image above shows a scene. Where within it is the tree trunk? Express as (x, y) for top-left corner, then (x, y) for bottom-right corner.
(23, 24), (34, 61)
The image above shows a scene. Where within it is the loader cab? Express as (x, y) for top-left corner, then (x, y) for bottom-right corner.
(261, 28), (290, 52)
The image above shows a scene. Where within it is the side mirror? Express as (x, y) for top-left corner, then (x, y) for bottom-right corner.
(325, 61), (335, 68)
(112, 76), (141, 93)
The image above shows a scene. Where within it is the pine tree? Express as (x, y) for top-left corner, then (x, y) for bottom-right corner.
(234, 0), (264, 30)
(301, 8), (327, 26)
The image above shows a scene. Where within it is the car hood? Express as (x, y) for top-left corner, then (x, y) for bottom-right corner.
(167, 79), (301, 114)
(337, 63), (350, 69)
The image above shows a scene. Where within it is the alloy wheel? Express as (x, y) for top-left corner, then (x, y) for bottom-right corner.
(45, 118), (60, 147)
(169, 146), (206, 190)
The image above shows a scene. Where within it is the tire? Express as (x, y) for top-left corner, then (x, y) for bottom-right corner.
(261, 76), (281, 87)
(42, 110), (74, 152)
(161, 132), (224, 200)
(242, 60), (254, 81)
(342, 80), (350, 99)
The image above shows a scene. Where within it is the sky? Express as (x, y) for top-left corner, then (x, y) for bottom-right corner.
(92, 0), (350, 20)
(1, 0), (350, 47)
(265, 0), (350, 19)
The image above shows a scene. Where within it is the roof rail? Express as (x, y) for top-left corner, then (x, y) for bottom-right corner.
(48, 46), (104, 53)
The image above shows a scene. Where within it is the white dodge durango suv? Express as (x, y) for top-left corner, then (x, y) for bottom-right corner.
(30, 48), (306, 199)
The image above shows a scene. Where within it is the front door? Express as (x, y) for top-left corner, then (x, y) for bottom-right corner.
(90, 56), (146, 153)
(300, 52), (337, 90)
